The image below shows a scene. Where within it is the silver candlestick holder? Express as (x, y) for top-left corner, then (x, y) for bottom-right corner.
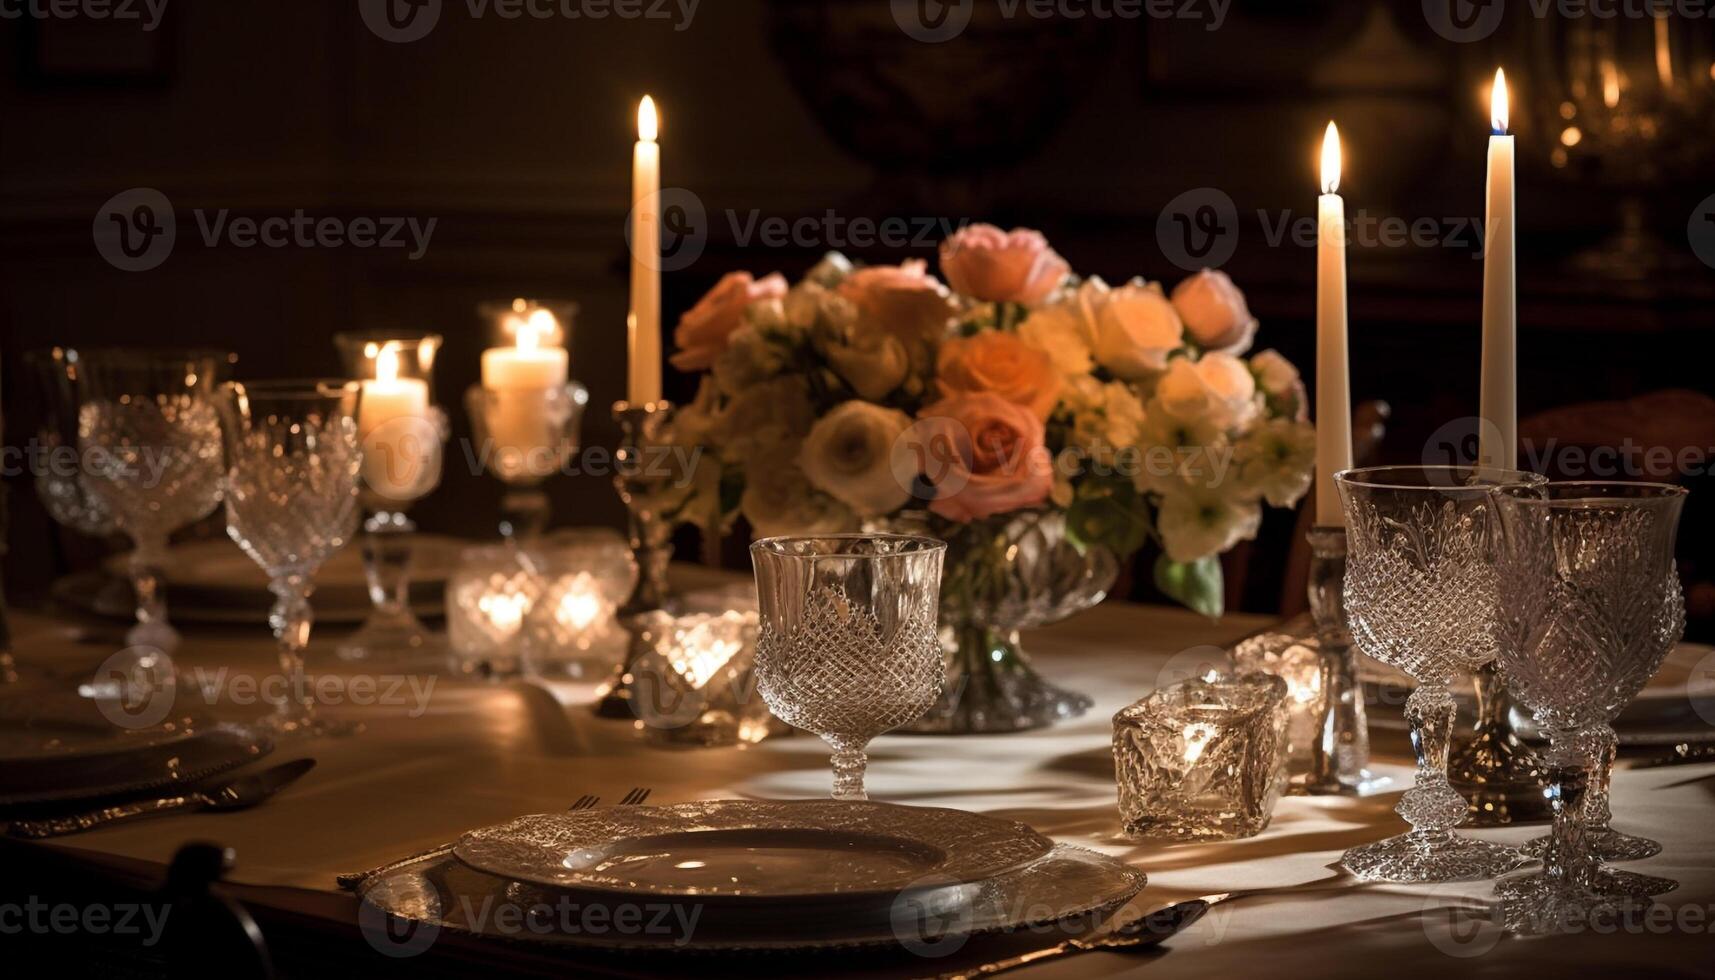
(1303, 526), (1386, 795)
(596, 399), (679, 718)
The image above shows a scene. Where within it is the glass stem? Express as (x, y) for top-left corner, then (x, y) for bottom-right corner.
(130, 532), (170, 639)
(271, 576), (315, 725)
(826, 738), (870, 802)
(363, 511), (416, 618)
(1401, 683), (1465, 837)
(1584, 721), (1619, 834)
(1544, 728), (1596, 891)
(499, 489), (550, 542)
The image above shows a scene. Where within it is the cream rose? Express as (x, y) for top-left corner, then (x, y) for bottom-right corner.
(798, 401), (915, 518)
(1170, 269), (1258, 355)
(1156, 352), (1259, 432)
(935, 331), (1061, 421)
(824, 331), (910, 401)
(1018, 277), (1107, 376)
(1249, 349), (1308, 421)
(837, 260), (957, 346)
(939, 224), (1070, 307)
(741, 443), (855, 540)
(1094, 280), (1184, 381)
(670, 271), (788, 372)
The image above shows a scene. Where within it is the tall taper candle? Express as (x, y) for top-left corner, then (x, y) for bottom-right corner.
(1479, 69), (1516, 471)
(1315, 122), (1353, 527)
(629, 96), (663, 406)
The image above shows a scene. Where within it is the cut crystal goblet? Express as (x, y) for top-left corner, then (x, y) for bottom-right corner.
(1492, 481), (1687, 933)
(1335, 465), (1544, 883)
(75, 349), (235, 653)
(216, 381), (365, 737)
(751, 534), (945, 801)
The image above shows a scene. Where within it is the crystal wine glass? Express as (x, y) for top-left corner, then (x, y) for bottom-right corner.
(751, 534), (946, 801)
(1335, 465), (1544, 882)
(75, 349), (235, 653)
(332, 332), (448, 667)
(24, 348), (122, 539)
(1492, 482), (1687, 933)
(216, 381), (365, 737)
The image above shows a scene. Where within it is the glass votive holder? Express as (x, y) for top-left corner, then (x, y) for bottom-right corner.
(1228, 632), (1325, 789)
(1113, 673), (1290, 842)
(522, 529), (638, 680)
(446, 545), (542, 678)
(626, 608), (776, 748)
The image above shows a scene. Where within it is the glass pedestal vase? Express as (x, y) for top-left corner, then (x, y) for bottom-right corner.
(899, 511), (1113, 735)
(907, 621), (1093, 734)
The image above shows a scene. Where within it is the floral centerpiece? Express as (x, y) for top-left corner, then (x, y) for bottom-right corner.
(666, 226), (1315, 732)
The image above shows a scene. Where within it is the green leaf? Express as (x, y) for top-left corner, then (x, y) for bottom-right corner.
(1066, 486), (1150, 558)
(1153, 554), (1225, 620)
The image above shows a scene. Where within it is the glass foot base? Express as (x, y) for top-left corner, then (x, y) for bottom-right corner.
(1340, 831), (1526, 883)
(1494, 872), (1655, 935)
(336, 611), (447, 671)
(1524, 827), (1663, 863)
(1500, 865), (1678, 900)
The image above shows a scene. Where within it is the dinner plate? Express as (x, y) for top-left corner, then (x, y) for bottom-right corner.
(452, 800), (1054, 902)
(359, 842), (1146, 954)
(0, 693), (274, 807)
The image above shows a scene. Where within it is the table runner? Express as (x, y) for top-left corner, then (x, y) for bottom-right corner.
(7, 590), (1713, 978)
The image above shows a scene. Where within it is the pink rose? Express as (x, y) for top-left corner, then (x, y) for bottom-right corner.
(936, 331), (1062, 421)
(670, 271), (787, 372)
(1170, 269), (1258, 355)
(917, 392), (1053, 523)
(837, 260), (957, 345)
(939, 224), (1070, 307)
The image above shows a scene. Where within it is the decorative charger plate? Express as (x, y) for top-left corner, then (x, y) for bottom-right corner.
(0, 694), (274, 807)
(359, 842), (1146, 954)
(452, 800), (1053, 901)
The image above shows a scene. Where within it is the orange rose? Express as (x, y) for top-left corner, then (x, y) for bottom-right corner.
(670, 271), (787, 372)
(916, 393), (1054, 523)
(935, 331), (1061, 421)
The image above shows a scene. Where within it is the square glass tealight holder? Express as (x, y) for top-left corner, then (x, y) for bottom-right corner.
(1114, 673), (1290, 842)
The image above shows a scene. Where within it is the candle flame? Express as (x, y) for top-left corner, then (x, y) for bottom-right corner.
(638, 96), (658, 142)
(517, 317), (542, 353)
(1319, 122), (1341, 195)
(1491, 68), (1510, 134)
(375, 343), (401, 384)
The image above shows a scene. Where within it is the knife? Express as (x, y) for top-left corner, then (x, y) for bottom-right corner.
(6, 758), (317, 839)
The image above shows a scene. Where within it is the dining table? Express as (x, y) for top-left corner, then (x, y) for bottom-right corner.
(5, 565), (1713, 979)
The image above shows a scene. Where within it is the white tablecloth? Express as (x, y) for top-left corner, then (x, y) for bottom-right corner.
(9, 593), (1714, 978)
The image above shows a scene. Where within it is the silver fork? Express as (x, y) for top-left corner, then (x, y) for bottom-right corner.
(568, 794), (600, 811)
(617, 787), (652, 807)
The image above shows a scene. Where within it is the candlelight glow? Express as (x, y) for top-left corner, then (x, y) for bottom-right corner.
(1319, 122), (1341, 195)
(516, 315), (543, 352)
(375, 343), (401, 384)
(1491, 68), (1509, 134)
(638, 95), (658, 142)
